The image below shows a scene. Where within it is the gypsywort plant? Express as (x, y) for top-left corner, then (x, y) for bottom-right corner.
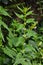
(0, 6), (43, 65)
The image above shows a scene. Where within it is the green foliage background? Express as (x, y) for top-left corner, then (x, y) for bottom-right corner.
(0, 0), (43, 65)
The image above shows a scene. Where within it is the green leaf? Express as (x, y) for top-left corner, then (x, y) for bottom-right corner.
(29, 40), (39, 51)
(15, 12), (24, 19)
(0, 19), (9, 30)
(26, 29), (37, 38)
(0, 6), (10, 17)
(16, 24), (25, 31)
(0, 28), (4, 46)
(13, 53), (31, 65)
(17, 6), (23, 13)
(15, 36), (25, 47)
(26, 11), (33, 16)
(2, 46), (16, 59)
(26, 18), (35, 23)
(24, 44), (36, 52)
